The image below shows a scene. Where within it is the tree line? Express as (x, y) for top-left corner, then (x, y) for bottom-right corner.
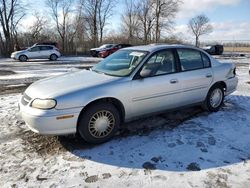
(0, 0), (213, 56)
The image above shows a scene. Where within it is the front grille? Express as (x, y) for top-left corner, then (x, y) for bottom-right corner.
(21, 93), (32, 106)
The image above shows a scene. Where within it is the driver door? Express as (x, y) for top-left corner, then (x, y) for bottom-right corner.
(28, 46), (41, 58)
(130, 49), (182, 117)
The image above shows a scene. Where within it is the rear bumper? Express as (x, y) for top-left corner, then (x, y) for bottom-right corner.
(225, 77), (238, 95)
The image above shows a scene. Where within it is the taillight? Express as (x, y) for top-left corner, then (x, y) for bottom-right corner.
(233, 68), (236, 75)
(226, 67), (236, 79)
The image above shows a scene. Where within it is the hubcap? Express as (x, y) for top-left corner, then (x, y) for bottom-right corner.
(51, 55), (56, 60)
(89, 110), (115, 138)
(21, 56), (26, 61)
(210, 88), (223, 108)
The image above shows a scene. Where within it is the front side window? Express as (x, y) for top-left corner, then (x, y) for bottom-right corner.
(177, 49), (204, 71)
(29, 46), (40, 52)
(92, 50), (148, 77)
(141, 50), (176, 76)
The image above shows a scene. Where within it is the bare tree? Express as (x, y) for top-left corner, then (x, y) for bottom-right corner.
(137, 0), (155, 44)
(130, 0), (180, 44)
(29, 12), (47, 41)
(98, 0), (115, 44)
(121, 0), (139, 43)
(153, 0), (181, 42)
(82, 0), (116, 47)
(82, 0), (98, 47)
(0, 0), (25, 56)
(188, 14), (213, 47)
(46, 0), (75, 53)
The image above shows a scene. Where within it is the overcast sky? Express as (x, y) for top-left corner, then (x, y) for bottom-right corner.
(21, 0), (250, 42)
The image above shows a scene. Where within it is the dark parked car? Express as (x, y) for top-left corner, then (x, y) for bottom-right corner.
(99, 44), (132, 58)
(202, 45), (224, 55)
(90, 44), (116, 57)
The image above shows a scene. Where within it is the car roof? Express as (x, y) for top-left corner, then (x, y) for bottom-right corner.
(123, 44), (202, 52)
(33, 44), (55, 47)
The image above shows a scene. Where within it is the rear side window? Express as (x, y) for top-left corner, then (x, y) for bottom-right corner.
(40, 46), (53, 51)
(177, 49), (204, 71)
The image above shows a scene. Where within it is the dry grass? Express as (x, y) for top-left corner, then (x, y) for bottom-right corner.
(224, 47), (250, 53)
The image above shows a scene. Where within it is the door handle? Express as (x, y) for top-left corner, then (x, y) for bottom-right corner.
(206, 73), (212, 78)
(170, 79), (178, 84)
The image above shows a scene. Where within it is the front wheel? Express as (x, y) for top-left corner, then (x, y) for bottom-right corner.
(203, 85), (224, 112)
(78, 102), (120, 144)
(19, 55), (28, 62)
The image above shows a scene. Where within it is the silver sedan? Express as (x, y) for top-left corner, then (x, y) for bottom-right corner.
(19, 44), (238, 143)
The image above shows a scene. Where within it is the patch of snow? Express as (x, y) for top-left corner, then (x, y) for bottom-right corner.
(4, 84), (27, 88)
(58, 56), (102, 62)
(0, 56), (250, 187)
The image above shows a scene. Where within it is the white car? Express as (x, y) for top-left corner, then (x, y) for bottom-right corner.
(19, 44), (238, 144)
(11, 45), (61, 62)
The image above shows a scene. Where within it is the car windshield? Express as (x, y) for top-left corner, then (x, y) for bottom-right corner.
(92, 50), (148, 77)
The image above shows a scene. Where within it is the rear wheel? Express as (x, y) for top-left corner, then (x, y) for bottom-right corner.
(50, 54), (58, 61)
(19, 55), (28, 62)
(203, 84), (224, 112)
(78, 102), (120, 144)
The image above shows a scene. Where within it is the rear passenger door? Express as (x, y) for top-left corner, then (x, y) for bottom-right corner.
(176, 48), (213, 105)
(40, 46), (53, 58)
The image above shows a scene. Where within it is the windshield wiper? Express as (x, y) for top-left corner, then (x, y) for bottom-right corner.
(92, 69), (109, 75)
(91, 69), (119, 77)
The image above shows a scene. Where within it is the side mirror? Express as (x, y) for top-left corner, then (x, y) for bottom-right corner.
(139, 69), (152, 78)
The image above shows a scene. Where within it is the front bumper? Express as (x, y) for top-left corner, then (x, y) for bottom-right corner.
(11, 54), (18, 59)
(19, 98), (82, 135)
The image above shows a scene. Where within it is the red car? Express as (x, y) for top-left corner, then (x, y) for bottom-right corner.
(99, 44), (132, 58)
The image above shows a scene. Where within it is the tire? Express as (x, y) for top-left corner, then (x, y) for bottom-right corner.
(19, 55), (28, 62)
(78, 102), (120, 144)
(50, 54), (58, 61)
(203, 84), (224, 112)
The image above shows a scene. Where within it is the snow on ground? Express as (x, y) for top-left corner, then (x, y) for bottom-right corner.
(0, 56), (101, 80)
(0, 56), (250, 187)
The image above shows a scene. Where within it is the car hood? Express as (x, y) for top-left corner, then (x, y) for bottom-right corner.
(25, 69), (121, 99)
(90, 47), (111, 52)
(12, 50), (26, 54)
(90, 47), (101, 51)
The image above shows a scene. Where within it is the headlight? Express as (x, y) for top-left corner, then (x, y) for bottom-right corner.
(31, 99), (57, 109)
